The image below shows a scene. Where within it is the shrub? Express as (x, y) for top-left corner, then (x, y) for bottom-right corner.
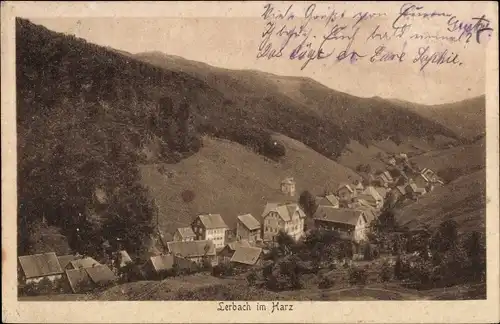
(348, 267), (368, 286)
(212, 262), (234, 277)
(318, 275), (335, 289)
(379, 261), (393, 282)
(246, 271), (257, 286)
(180, 189), (195, 203)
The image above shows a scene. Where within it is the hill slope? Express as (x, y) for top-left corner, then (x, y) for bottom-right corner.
(409, 138), (485, 182)
(135, 52), (460, 156)
(139, 135), (361, 235)
(395, 168), (486, 232)
(16, 18), (206, 255)
(390, 96), (486, 140)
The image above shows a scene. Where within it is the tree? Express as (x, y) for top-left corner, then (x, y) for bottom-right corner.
(394, 255), (403, 280)
(379, 260), (393, 282)
(430, 220), (459, 253)
(460, 231), (486, 282)
(363, 242), (374, 261)
(246, 270), (257, 286)
(276, 230), (296, 256)
(298, 190), (317, 218)
(348, 267), (368, 286)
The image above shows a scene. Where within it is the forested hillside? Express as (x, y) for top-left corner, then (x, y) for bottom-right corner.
(16, 18), (203, 256)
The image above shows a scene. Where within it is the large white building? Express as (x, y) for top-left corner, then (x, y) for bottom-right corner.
(191, 214), (229, 249)
(261, 202), (306, 242)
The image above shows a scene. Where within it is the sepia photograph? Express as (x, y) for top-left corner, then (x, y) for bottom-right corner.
(2, 1), (499, 323)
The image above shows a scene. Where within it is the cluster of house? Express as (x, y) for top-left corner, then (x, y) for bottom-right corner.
(17, 251), (129, 293)
(378, 153), (444, 201)
(17, 159), (443, 293)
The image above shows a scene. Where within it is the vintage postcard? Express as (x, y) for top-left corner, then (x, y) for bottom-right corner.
(2, 1), (499, 323)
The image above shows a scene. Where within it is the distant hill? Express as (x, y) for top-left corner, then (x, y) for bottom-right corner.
(395, 168), (486, 232)
(389, 96), (486, 140)
(134, 51), (460, 158)
(409, 138), (485, 182)
(139, 135), (361, 235)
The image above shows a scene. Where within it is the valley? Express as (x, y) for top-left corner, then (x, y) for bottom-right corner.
(15, 18), (487, 302)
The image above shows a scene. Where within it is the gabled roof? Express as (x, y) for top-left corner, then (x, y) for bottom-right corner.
(313, 206), (362, 226)
(361, 186), (383, 202)
(383, 171), (394, 181)
(417, 173), (430, 183)
(406, 183), (426, 193)
(281, 177), (295, 185)
(261, 202), (279, 218)
(176, 227), (196, 238)
(237, 214), (260, 230)
(378, 171), (394, 183)
(65, 268), (92, 293)
(337, 184), (354, 193)
(196, 214), (228, 229)
(395, 185), (407, 195)
(374, 187), (388, 199)
(230, 247), (262, 265)
(117, 250), (133, 268)
(18, 252), (63, 279)
(57, 255), (79, 270)
(225, 240), (251, 252)
(355, 206), (377, 223)
(167, 240), (216, 258)
(317, 194), (340, 207)
(353, 182), (364, 191)
(149, 254), (175, 273)
(262, 203), (306, 221)
(85, 265), (117, 285)
(70, 257), (100, 269)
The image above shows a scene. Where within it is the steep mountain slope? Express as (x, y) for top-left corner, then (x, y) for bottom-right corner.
(390, 96), (486, 140)
(16, 18), (206, 255)
(135, 52), (460, 155)
(139, 135), (361, 235)
(395, 168), (486, 232)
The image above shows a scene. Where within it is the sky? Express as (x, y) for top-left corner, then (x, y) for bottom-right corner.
(28, 6), (489, 105)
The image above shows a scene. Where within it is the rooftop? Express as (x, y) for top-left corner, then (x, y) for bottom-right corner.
(237, 214), (261, 230)
(18, 252), (63, 279)
(167, 240), (216, 257)
(230, 247), (263, 265)
(196, 214), (228, 229)
(313, 206), (362, 226)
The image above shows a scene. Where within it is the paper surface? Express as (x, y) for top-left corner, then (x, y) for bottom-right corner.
(2, 1), (499, 323)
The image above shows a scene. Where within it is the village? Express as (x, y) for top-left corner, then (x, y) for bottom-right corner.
(18, 153), (445, 296)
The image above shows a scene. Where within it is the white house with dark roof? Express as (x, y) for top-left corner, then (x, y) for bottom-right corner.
(18, 252), (64, 284)
(312, 206), (371, 242)
(173, 227), (196, 242)
(191, 214), (228, 249)
(261, 202), (306, 242)
(236, 214), (261, 242)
